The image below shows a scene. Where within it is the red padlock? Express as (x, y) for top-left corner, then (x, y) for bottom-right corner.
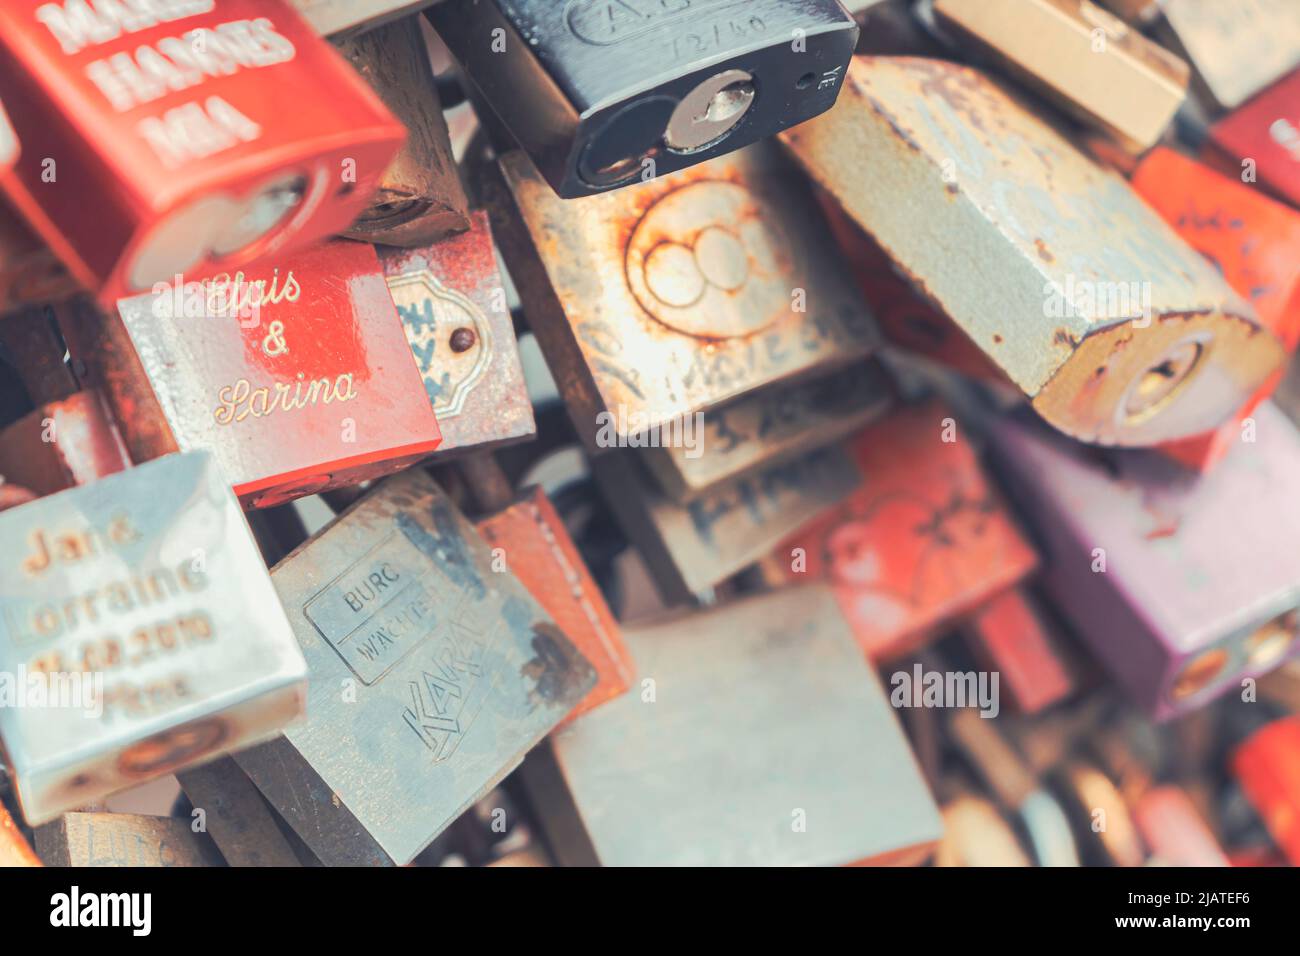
(1204, 69), (1300, 211)
(1231, 716), (1300, 866)
(0, 1), (405, 305)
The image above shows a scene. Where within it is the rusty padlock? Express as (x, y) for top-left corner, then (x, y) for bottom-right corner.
(428, 0), (859, 198)
(494, 141), (878, 453)
(932, 0), (1189, 153)
(0, 0), (405, 305)
(522, 586), (943, 866)
(770, 399), (1038, 662)
(380, 211), (535, 457)
(986, 402), (1300, 721)
(35, 812), (223, 867)
(781, 56), (1284, 446)
(0, 450), (308, 825)
(233, 468), (596, 865)
(333, 16), (470, 247)
(64, 240), (443, 509)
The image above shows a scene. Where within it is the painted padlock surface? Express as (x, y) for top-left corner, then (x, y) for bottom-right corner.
(0, 0), (405, 304)
(429, 0), (859, 197)
(234, 468), (596, 866)
(80, 240), (442, 509)
(781, 56), (1284, 446)
(0, 450), (308, 825)
(1205, 69), (1300, 212)
(986, 402), (1300, 721)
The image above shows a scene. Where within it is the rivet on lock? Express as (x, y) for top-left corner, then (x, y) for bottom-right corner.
(64, 240), (443, 509)
(594, 442), (863, 606)
(234, 468), (596, 866)
(495, 142), (878, 453)
(521, 586), (943, 866)
(428, 0), (859, 197)
(769, 399), (1039, 662)
(380, 210), (535, 457)
(781, 56), (1285, 446)
(35, 812), (224, 867)
(475, 486), (634, 726)
(0, 450), (309, 825)
(334, 16), (470, 247)
(932, 0), (1189, 153)
(1132, 147), (1300, 471)
(0, 0), (405, 305)
(986, 402), (1300, 721)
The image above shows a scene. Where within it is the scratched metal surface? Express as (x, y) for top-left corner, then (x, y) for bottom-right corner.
(536, 585), (943, 866)
(236, 468), (596, 865)
(0, 451), (308, 825)
(781, 56), (1284, 446)
(499, 141), (878, 450)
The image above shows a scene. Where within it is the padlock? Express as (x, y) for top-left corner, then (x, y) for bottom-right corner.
(379, 211), (535, 457)
(35, 812), (223, 867)
(333, 17), (470, 247)
(0, 205), (78, 317)
(475, 485), (634, 725)
(428, 0), (858, 198)
(594, 442), (862, 605)
(65, 240), (443, 509)
(962, 589), (1076, 715)
(781, 56), (1285, 446)
(770, 399), (1038, 662)
(932, 0), (1189, 153)
(1132, 785), (1230, 867)
(291, 0), (441, 38)
(0, 450), (308, 825)
(1131, 147), (1300, 471)
(233, 468), (596, 866)
(640, 360), (893, 503)
(1203, 69), (1300, 212)
(0, 800), (40, 866)
(522, 585), (943, 866)
(0, 0), (405, 305)
(494, 142), (878, 453)
(1230, 715), (1300, 865)
(1145, 0), (1300, 113)
(986, 402), (1300, 721)
(176, 756), (302, 867)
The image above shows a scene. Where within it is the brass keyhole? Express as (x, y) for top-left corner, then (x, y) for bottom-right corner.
(1123, 340), (1203, 423)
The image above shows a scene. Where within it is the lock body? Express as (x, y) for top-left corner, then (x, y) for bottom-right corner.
(1231, 716), (1300, 865)
(774, 400), (1038, 662)
(0, 451), (308, 825)
(0, 0), (405, 305)
(781, 56), (1284, 446)
(962, 589), (1076, 715)
(523, 586), (942, 866)
(986, 403), (1300, 721)
(0, 391), (130, 497)
(35, 812), (224, 866)
(380, 211), (534, 457)
(496, 142), (877, 453)
(429, 0), (859, 197)
(933, 0), (1189, 152)
(69, 240), (442, 509)
(235, 469), (595, 866)
(1204, 69), (1300, 212)
(476, 486), (634, 725)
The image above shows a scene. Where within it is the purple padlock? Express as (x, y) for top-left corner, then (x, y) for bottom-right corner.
(986, 401), (1300, 720)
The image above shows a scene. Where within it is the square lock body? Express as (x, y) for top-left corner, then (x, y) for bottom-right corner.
(70, 240), (443, 509)
(494, 142), (878, 454)
(0, 390), (130, 497)
(379, 211), (535, 457)
(1132, 148), (1300, 470)
(595, 441), (863, 605)
(523, 586), (943, 866)
(986, 402), (1300, 721)
(428, 0), (859, 198)
(774, 399), (1039, 662)
(932, 0), (1189, 153)
(234, 469), (596, 866)
(781, 56), (1285, 446)
(1205, 69), (1300, 212)
(291, 0), (441, 38)
(0, 1), (405, 305)
(475, 486), (634, 725)
(0, 451), (308, 825)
